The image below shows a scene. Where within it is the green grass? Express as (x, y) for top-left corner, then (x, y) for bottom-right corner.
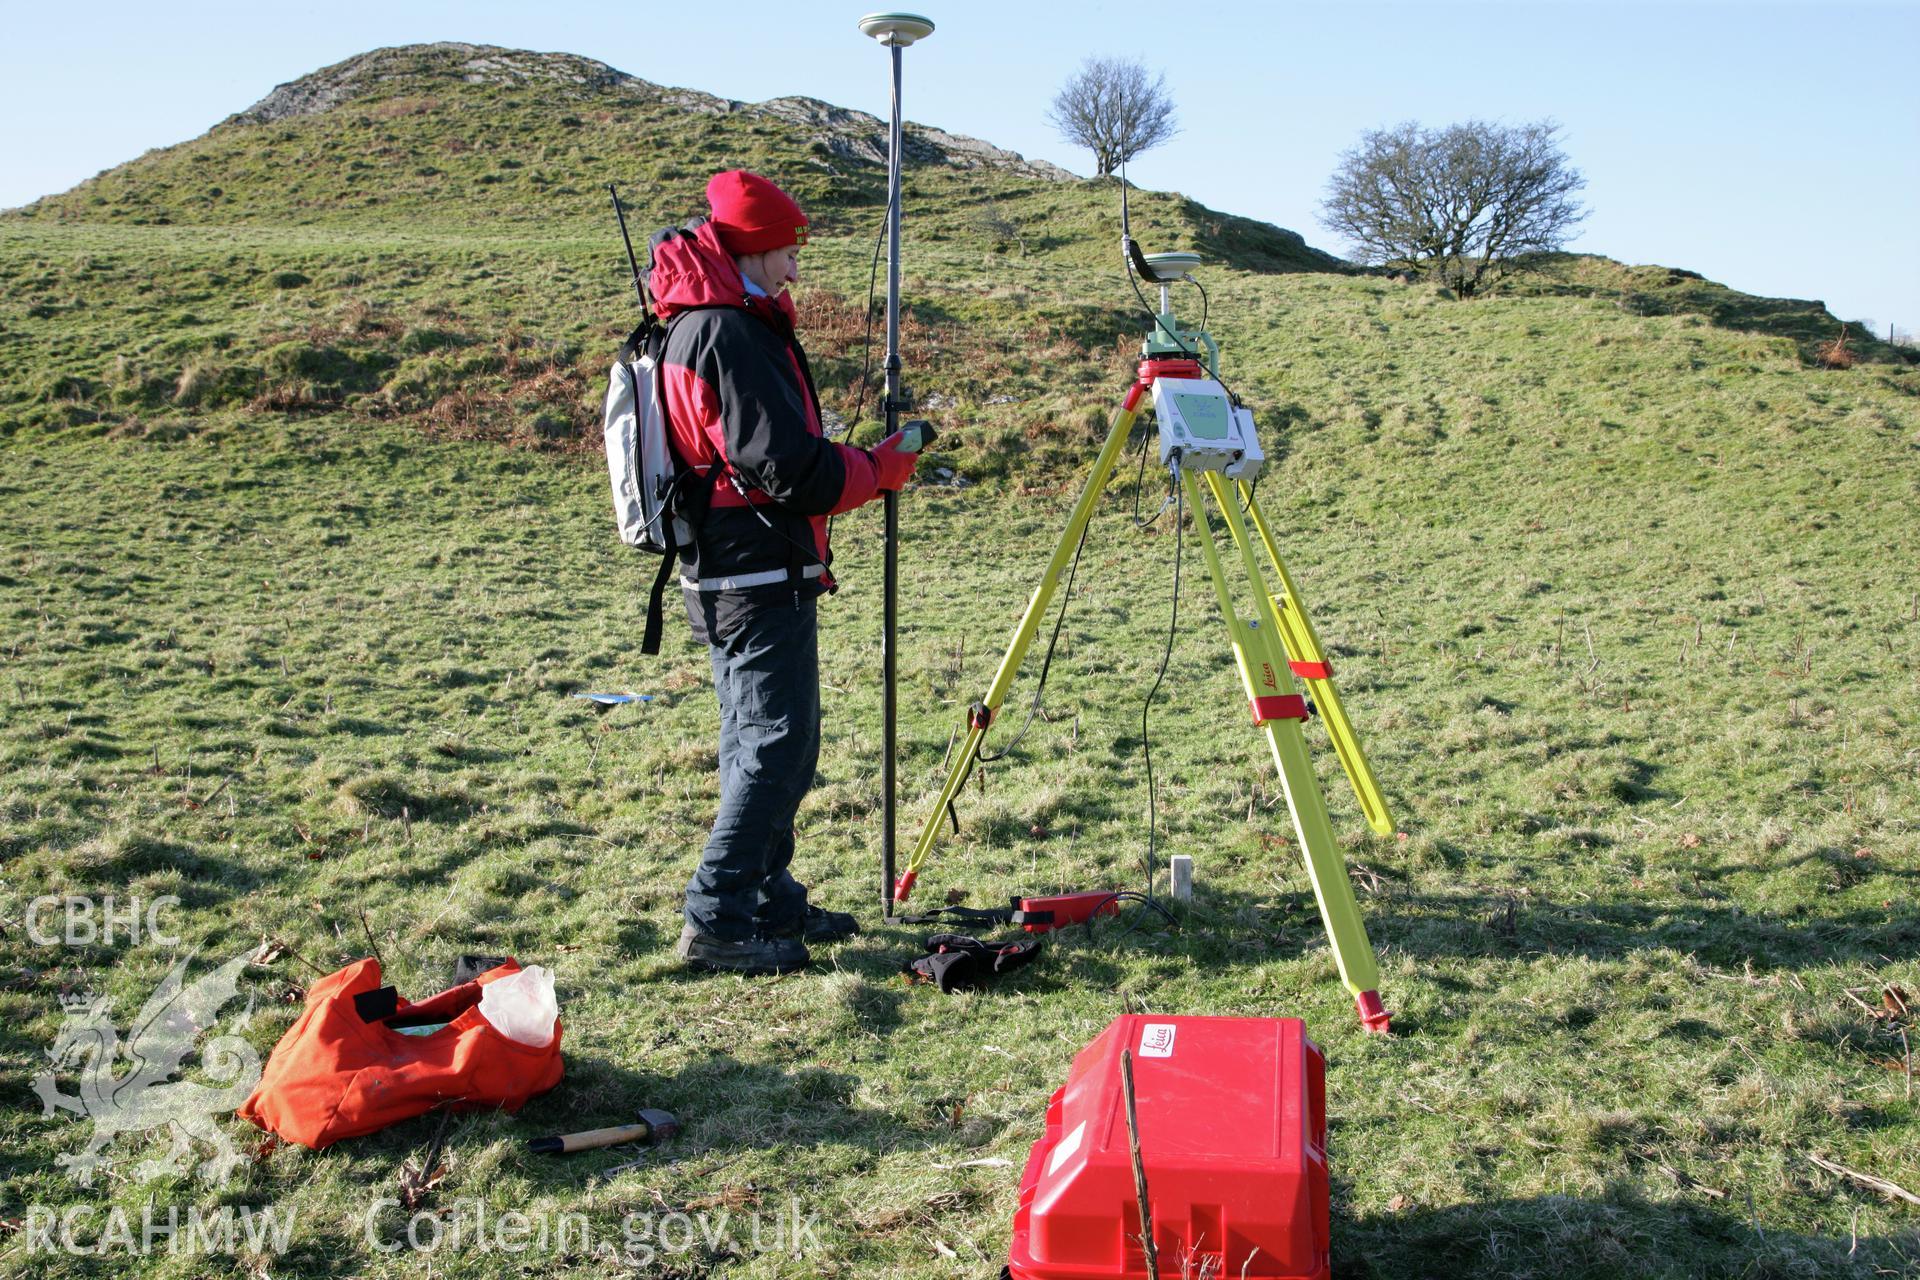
(3, 40), (1920, 1280)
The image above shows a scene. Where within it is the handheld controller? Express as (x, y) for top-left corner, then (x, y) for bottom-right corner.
(896, 418), (938, 453)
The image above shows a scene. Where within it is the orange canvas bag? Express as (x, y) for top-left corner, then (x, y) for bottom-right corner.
(238, 956), (563, 1149)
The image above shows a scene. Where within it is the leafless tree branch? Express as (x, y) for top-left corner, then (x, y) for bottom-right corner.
(1321, 119), (1587, 295)
(1046, 56), (1179, 178)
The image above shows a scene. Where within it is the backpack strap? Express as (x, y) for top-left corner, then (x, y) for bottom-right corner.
(638, 325), (714, 657)
(641, 552), (676, 656)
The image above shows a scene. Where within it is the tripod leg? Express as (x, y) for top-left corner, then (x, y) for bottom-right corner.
(1239, 482), (1395, 836)
(1192, 472), (1390, 1032)
(892, 398), (1144, 903)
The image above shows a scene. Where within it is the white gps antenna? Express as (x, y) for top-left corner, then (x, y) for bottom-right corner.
(859, 11), (935, 920)
(858, 11), (934, 45)
(1143, 250), (1202, 313)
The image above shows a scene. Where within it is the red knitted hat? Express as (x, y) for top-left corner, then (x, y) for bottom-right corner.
(706, 170), (810, 255)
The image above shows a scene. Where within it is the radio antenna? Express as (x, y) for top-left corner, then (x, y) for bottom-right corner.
(607, 184), (652, 321)
(1119, 161), (1155, 282)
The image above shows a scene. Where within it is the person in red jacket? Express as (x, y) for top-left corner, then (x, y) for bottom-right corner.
(648, 170), (918, 974)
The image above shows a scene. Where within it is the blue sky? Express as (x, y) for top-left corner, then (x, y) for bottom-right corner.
(4, 1), (1915, 333)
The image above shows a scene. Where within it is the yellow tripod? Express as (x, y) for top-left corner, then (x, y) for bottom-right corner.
(892, 356), (1398, 1033)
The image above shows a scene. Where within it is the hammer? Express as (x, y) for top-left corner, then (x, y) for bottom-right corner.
(526, 1108), (680, 1155)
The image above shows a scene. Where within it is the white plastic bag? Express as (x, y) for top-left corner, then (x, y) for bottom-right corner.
(478, 965), (558, 1046)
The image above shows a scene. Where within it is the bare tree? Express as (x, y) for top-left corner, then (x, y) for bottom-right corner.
(1046, 56), (1178, 178)
(1321, 119), (1587, 296)
(971, 195), (1029, 256)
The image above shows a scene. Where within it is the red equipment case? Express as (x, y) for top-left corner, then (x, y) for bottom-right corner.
(1007, 1014), (1329, 1280)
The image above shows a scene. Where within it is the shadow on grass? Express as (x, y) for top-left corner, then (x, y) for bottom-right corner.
(1331, 1188), (1907, 1279)
(92, 837), (276, 895)
(1151, 869), (1920, 978)
(503, 1052), (886, 1165)
(611, 916), (668, 958)
(1364, 886), (1920, 970)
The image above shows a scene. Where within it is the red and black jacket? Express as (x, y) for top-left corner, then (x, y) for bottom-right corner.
(648, 219), (880, 604)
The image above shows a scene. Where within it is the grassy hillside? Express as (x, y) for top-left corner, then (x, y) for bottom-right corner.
(6, 42), (1900, 449)
(3, 41), (1918, 1280)
(11, 42), (1335, 268)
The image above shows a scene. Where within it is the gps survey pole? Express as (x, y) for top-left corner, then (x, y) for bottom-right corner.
(859, 12), (935, 922)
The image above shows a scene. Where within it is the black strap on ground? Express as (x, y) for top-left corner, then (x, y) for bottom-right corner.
(895, 895), (1069, 929)
(899, 892), (1178, 939)
(894, 900), (1018, 929)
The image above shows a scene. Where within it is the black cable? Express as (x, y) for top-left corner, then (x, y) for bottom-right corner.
(979, 509), (1094, 763)
(936, 513), (1089, 832)
(1138, 466), (1184, 892)
(1129, 430), (1150, 523)
(849, 212), (889, 433)
(1127, 421), (1163, 529)
(720, 470), (834, 571)
(1091, 889), (1180, 937)
(823, 205), (891, 554)
(1189, 273), (1210, 335)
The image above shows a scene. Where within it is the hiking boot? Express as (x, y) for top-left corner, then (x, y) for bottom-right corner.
(675, 925), (810, 976)
(797, 904), (859, 945)
(762, 904), (859, 944)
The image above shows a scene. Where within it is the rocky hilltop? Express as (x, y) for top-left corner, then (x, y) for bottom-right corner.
(226, 42), (1075, 182)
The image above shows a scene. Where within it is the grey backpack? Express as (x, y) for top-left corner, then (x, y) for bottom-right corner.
(601, 316), (707, 654)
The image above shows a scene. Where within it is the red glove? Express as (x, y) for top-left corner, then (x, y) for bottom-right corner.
(869, 432), (920, 492)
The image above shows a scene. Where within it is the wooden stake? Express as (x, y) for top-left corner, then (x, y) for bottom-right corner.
(1170, 855), (1194, 902)
(1806, 1152), (1920, 1206)
(1121, 1048), (1161, 1280)
(358, 908), (386, 970)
